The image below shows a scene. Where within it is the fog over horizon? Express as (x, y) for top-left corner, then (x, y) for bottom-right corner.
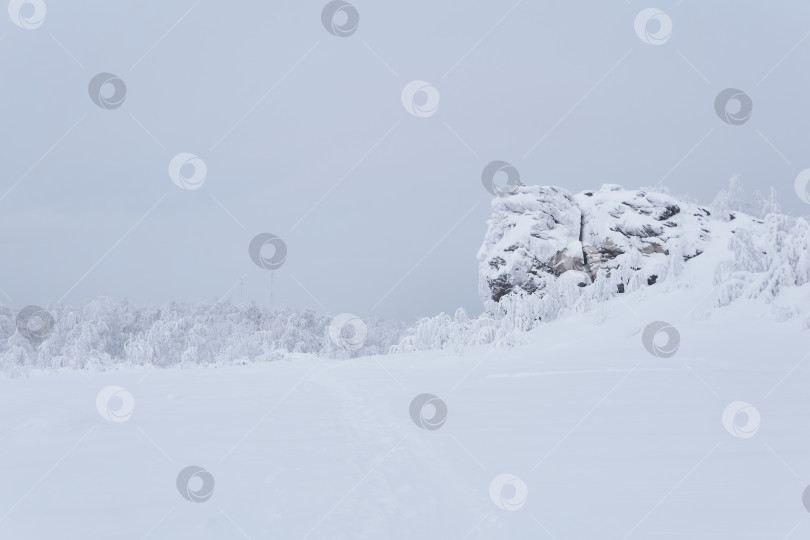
(2, 1), (809, 321)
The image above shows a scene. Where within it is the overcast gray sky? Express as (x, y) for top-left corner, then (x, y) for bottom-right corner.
(1, 1), (809, 321)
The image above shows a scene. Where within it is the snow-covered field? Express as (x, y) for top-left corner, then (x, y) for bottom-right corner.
(5, 0), (810, 536)
(2, 260), (809, 539)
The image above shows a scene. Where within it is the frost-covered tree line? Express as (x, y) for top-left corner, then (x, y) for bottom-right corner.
(0, 299), (404, 375)
(712, 179), (810, 311)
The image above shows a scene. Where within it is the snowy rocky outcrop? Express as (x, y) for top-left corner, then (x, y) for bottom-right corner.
(393, 180), (810, 354)
(477, 184), (712, 303)
(475, 186), (586, 302)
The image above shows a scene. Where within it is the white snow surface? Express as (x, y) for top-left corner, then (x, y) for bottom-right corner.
(1, 256), (810, 538)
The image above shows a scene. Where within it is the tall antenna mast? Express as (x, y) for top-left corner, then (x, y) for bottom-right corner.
(248, 232), (286, 310)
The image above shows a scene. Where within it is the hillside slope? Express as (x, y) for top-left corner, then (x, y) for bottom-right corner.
(1, 267), (809, 538)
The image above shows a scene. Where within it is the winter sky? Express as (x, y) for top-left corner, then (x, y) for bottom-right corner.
(2, 1), (809, 320)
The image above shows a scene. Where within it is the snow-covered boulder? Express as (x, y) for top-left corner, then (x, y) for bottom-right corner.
(476, 186), (586, 302)
(576, 185), (711, 288)
(478, 184), (713, 302)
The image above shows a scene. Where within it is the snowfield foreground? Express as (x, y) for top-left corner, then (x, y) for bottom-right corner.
(3, 182), (810, 538)
(2, 274), (810, 539)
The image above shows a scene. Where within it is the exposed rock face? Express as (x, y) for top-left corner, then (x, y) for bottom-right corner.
(478, 184), (712, 303)
(476, 186), (586, 302)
